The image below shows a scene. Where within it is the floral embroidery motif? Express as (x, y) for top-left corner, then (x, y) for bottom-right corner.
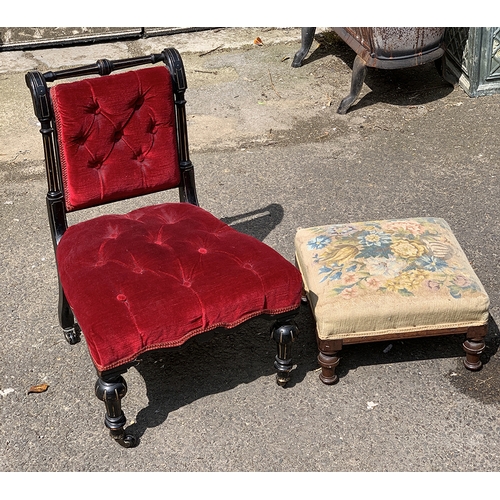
(306, 218), (482, 300)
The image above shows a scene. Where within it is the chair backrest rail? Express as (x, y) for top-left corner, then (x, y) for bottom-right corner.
(25, 47), (199, 248)
(42, 53), (166, 82)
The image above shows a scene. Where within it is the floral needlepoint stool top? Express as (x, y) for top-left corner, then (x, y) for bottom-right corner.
(295, 218), (490, 341)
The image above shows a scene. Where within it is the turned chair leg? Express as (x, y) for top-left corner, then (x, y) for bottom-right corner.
(58, 281), (81, 345)
(271, 319), (299, 387)
(337, 54), (368, 114)
(95, 373), (137, 448)
(463, 325), (487, 371)
(317, 339), (343, 385)
(292, 27), (317, 68)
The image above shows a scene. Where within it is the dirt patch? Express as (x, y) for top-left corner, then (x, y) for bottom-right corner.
(0, 29), (481, 174)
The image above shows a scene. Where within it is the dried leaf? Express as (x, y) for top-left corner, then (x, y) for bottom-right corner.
(28, 383), (49, 394)
(253, 37), (263, 46)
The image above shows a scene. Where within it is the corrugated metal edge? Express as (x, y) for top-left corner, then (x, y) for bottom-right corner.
(143, 27), (219, 37)
(0, 27), (217, 51)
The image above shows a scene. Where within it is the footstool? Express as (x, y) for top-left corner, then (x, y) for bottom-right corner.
(294, 217), (490, 384)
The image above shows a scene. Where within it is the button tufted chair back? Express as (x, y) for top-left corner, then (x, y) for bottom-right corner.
(25, 48), (303, 448)
(51, 65), (181, 212)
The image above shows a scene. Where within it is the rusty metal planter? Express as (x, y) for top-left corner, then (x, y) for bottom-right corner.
(333, 28), (446, 68)
(292, 27), (447, 113)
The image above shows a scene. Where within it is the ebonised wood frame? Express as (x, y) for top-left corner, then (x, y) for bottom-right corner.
(26, 48), (300, 447)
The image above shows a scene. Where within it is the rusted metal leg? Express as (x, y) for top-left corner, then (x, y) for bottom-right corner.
(95, 372), (137, 448)
(317, 338), (343, 385)
(292, 27), (317, 68)
(463, 325), (487, 371)
(337, 54), (367, 114)
(272, 319), (299, 387)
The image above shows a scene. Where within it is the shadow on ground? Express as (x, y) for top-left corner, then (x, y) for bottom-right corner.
(123, 192), (499, 444)
(126, 308), (316, 442)
(220, 203), (284, 240)
(335, 315), (500, 402)
(125, 311), (500, 443)
(123, 203), (316, 443)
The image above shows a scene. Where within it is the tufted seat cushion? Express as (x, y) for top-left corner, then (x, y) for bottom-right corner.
(51, 65), (181, 212)
(295, 217), (490, 340)
(57, 202), (303, 372)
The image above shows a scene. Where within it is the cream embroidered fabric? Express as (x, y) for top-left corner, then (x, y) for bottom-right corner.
(295, 218), (490, 340)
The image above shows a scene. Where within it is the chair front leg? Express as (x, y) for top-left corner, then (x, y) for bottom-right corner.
(271, 319), (299, 387)
(95, 372), (137, 448)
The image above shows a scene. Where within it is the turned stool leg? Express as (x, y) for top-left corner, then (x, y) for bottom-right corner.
(95, 372), (137, 448)
(463, 325), (487, 371)
(317, 339), (343, 385)
(272, 319), (299, 387)
(337, 54), (368, 114)
(292, 27), (317, 68)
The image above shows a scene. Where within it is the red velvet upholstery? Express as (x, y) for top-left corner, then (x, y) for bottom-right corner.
(51, 66), (180, 212)
(57, 202), (303, 372)
(27, 50), (303, 447)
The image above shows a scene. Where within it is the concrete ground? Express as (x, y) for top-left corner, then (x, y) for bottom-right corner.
(1, 27), (500, 473)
